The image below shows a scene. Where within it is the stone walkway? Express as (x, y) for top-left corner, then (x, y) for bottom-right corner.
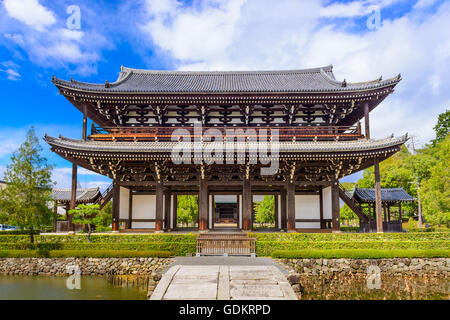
(150, 264), (297, 300)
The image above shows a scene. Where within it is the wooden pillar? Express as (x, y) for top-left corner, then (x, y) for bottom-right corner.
(383, 205), (387, 222)
(199, 179), (209, 230)
(274, 194), (279, 229)
(387, 205), (391, 222)
(69, 161), (77, 231)
(82, 104), (87, 141)
(242, 179), (252, 231)
(287, 182), (295, 231)
(331, 179), (340, 231)
(398, 202), (402, 222)
(164, 189), (171, 230)
(364, 102), (370, 139)
(319, 187), (324, 229)
(155, 182), (164, 231)
(53, 201), (58, 232)
(112, 181), (120, 231)
(172, 194), (178, 230)
(374, 159), (383, 233)
(280, 189), (287, 230)
(128, 188), (133, 229)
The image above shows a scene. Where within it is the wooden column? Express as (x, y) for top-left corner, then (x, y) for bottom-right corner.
(286, 182), (295, 231)
(164, 189), (171, 230)
(128, 188), (133, 229)
(274, 194), (279, 229)
(374, 159), (383, 233)
(331, 179), (340, 231)
(242, 179), (252, 231)
(53, 201), (58, 232)
(319, 186), (324, 229)
(198, 179), (209, 230)
(69, 161), (77, 231)
(82, 104), (87, 141)
(280, 189), (287, 230)
(398, 202), (402, 222)
(155, 182), (164, 231)
(112, 182), (120, 231)
(364, 102), (370, 139)
(172, 194), (178, 230)
(387, 205), (391, 222)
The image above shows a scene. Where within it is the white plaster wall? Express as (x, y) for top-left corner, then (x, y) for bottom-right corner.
(132, 194), (156, 220)
(215, 195), (237, 203)
(295, 195), (320, 229)
(119, 187), (129, 220)
(132, 222), (155, 228)
(322, 187), (332, 220)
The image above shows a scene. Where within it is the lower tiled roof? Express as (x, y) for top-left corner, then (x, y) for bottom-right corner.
(51, 187), (100, 203)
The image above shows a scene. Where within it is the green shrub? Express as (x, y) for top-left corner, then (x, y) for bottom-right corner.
(340, 226), (360, 232)
(0, 230), (40, 235)
(0, 249), (172, 258)
(271, 249), (450, 259)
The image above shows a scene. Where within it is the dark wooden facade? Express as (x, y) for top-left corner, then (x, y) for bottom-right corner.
(45, 66), (407, 232)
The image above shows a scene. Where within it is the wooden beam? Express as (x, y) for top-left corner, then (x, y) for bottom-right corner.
(242, 179), (252, 231)
(198, 179), (209, 230)
(82, 104), (87, 141)
(374, 159), (383, 233)
(112, 181), (120, 231)
(287, 181), (295, 231)
(331, 179), (340, 231)
(155, 182), (164, 231)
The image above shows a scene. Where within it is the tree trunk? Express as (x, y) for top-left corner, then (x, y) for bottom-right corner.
(87, 224), (92, 243)
(30, 230), (34, 244)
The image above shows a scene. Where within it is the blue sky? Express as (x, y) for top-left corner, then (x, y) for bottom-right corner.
(0, 0), (449, 188)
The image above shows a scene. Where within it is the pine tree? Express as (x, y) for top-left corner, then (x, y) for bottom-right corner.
(0, 128), (53, 243)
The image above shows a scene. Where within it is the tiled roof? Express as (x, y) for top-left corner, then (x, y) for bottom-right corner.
(51, 187), (100, 203)
(52, 65), (401, 94)
(44, 134), (408, 154)
(349, 187), (415, 202)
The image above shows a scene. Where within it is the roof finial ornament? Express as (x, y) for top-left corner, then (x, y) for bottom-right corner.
(342, 79), (347, 87)
(52, 75), (56, 82)
(397, 73), (401, 80)
(105, 80), (110, 88)
(378, 76), (382, 81)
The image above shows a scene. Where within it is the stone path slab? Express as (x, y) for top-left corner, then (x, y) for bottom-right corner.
(150, 264), (297, 300)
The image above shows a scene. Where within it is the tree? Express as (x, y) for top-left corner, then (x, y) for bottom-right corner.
(93, 201), (112, 229)
(431, 109), (449, 146)
(0, 128), (53, 243)
(254, 195), (275, 226)
(420, 136), (450, 227)
(340, 204), (357, 224)
(69, 204), (100, 242)
(177, 195), (198, 227)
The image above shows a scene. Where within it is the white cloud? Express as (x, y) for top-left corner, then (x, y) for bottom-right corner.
(414, 0), (438, 9)
(0, 60), (21, 80)
(139, 0), (449, 145)
(3, 0), (56, 31)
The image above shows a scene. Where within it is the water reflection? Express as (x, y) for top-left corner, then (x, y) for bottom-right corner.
(0, 276), (147, 300)
(298, 275), (449, 300)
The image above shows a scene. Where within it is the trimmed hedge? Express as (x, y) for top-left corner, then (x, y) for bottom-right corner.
(0, 230), (40, 235)
(271, 249), (450, 259)
(0, 249), (172, 258)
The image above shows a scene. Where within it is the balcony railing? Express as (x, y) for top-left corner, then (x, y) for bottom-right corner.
(88, 125), (363, 142)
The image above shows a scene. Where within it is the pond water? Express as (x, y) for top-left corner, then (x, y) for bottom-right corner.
(298, 275), (449, 300)
(0, 276), (147, 300)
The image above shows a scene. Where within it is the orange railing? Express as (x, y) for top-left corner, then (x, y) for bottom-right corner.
(89, 125), (363, 142)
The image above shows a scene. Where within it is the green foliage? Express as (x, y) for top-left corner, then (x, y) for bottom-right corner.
(254, 195), (275, 226)
(0, 230), (41, 235)
(0, 128), (53, 243)
(177, 195), (198, 226)
(431, 109), (449, 146)
(0, 249), (172, 258)
(340, 204), (357, 222)
(93, 201), (112, 228)
(271, 249), (450, 259)
(69, 204), (100, 242)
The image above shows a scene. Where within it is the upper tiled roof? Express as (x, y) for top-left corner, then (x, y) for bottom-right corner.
(346, 187), (415, 202)
(51, 187), (101, 203)
(44, 134), (408, 154)
(52, 65), (401, 94)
